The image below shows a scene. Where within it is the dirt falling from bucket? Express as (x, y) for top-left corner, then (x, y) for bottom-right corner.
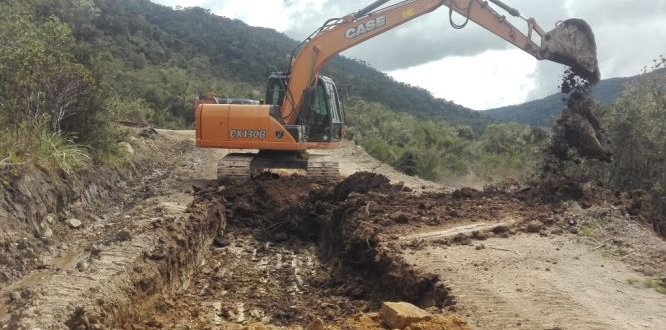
(549, 66), (611, 163)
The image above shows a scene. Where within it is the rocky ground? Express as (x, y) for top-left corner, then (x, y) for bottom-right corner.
(1, 129), (665, 329)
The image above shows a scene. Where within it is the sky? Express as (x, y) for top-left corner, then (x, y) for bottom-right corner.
(154, 0), (666, 110)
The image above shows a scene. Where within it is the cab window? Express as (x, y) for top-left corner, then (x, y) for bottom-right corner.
(314, 83), (329, 117)
(325, 82), (341, 124)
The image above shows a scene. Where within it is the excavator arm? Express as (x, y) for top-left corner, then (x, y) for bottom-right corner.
(282, 0), (598, 124)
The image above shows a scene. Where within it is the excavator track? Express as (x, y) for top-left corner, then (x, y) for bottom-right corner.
(217, 153), (255, 182)
(306, 154), (339, 179)
(216, 152), (339, 181)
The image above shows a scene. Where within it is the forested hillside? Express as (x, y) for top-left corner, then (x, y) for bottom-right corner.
(5, 0), (663, 202)
(482, 74), (639, 127)
(83, 0), (490, 130)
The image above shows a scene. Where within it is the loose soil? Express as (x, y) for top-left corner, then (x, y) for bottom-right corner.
(139, 172), (458, 329)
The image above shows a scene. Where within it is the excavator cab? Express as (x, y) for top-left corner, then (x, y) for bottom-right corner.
(305, 76), (344, 143)
(265, 74), (344, 143)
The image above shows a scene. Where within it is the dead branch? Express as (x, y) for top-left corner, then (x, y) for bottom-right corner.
(620, 251), (637, 259)
(591, 238), (613, 251)
(487, 245), (522, 256)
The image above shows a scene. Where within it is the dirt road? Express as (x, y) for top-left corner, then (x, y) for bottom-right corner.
(1, 129), (665, 329)
(402, 232), (666, 329)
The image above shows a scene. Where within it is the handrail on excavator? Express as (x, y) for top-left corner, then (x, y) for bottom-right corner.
(352, 0), (392, 19)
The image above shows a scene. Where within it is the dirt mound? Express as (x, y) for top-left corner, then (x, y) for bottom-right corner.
(62, 190), (227, 329)
(451, 187), (483, 199)
(139, 171), (577, 328)
(522, 177), (589, 204)
(333, 171), (391, 201)
(40, 169), (603, 329)
(316, 196), (450, 308)
(551, 92), (611, 162)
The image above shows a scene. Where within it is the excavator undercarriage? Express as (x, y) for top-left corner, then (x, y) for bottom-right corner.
(217, 152), (339, 182)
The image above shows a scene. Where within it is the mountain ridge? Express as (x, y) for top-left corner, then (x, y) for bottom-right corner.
(481, 73), (640, 127)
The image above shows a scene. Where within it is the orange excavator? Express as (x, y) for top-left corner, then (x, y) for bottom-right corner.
(195, 0), (598, 180)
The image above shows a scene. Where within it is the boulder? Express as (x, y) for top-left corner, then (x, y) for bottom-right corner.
(66, 218), (82, 229)
(379, 301), (430, 329)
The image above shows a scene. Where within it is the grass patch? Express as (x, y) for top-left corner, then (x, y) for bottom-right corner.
(1, 124), (134, 177)
(626, 277), (666, 295)
(657, 283), (666, 295)
(33, 131), (91, 175)
(571, 205), (617, 237)
(579, 225), (596, 237)
(642, 279), (666, 294)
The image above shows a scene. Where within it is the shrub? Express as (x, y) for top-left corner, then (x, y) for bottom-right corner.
(345, 97), (545, 183)
(601, 56), (666, 234)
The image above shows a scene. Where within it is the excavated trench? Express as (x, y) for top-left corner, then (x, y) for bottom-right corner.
(57, 171), (586, 328)
(12, 169), (645, 328)
(140, 172), (453, 328)
(62, 172), (466, 329)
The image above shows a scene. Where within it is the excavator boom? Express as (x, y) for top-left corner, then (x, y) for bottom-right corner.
(282, 0), (599, 124)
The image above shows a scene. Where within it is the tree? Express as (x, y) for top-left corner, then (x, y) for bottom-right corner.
(603, 57), (666, 227)
(0, 3), (94, 134)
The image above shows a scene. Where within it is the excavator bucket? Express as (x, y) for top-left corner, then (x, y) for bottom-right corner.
(540, 19), (600, 82)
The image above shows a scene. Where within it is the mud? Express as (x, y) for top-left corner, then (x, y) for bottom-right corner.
(0, 129), (226, 329)
(0, 129), (191, 287)
(332, 172), (393, 201)
(128, 172), (567, 328)
(3, 191), (226, 329)
(137, 173), (451, 328)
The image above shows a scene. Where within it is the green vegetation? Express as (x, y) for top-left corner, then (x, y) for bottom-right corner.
(0, 0), (108, 173)
(346, 97), (548, 183)
(626, 277), (666, 295)
(3, 0), (662, 204)
(0, 0), (525, 181)
(598, 57), (666, 234)
(81, 0), (491, 128)
(545, 57), (666, 235)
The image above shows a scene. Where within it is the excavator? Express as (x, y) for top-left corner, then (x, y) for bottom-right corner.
(195, 0), (599, 180)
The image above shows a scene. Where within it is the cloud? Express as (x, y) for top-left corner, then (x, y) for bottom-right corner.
(388, 49), (538, 110)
